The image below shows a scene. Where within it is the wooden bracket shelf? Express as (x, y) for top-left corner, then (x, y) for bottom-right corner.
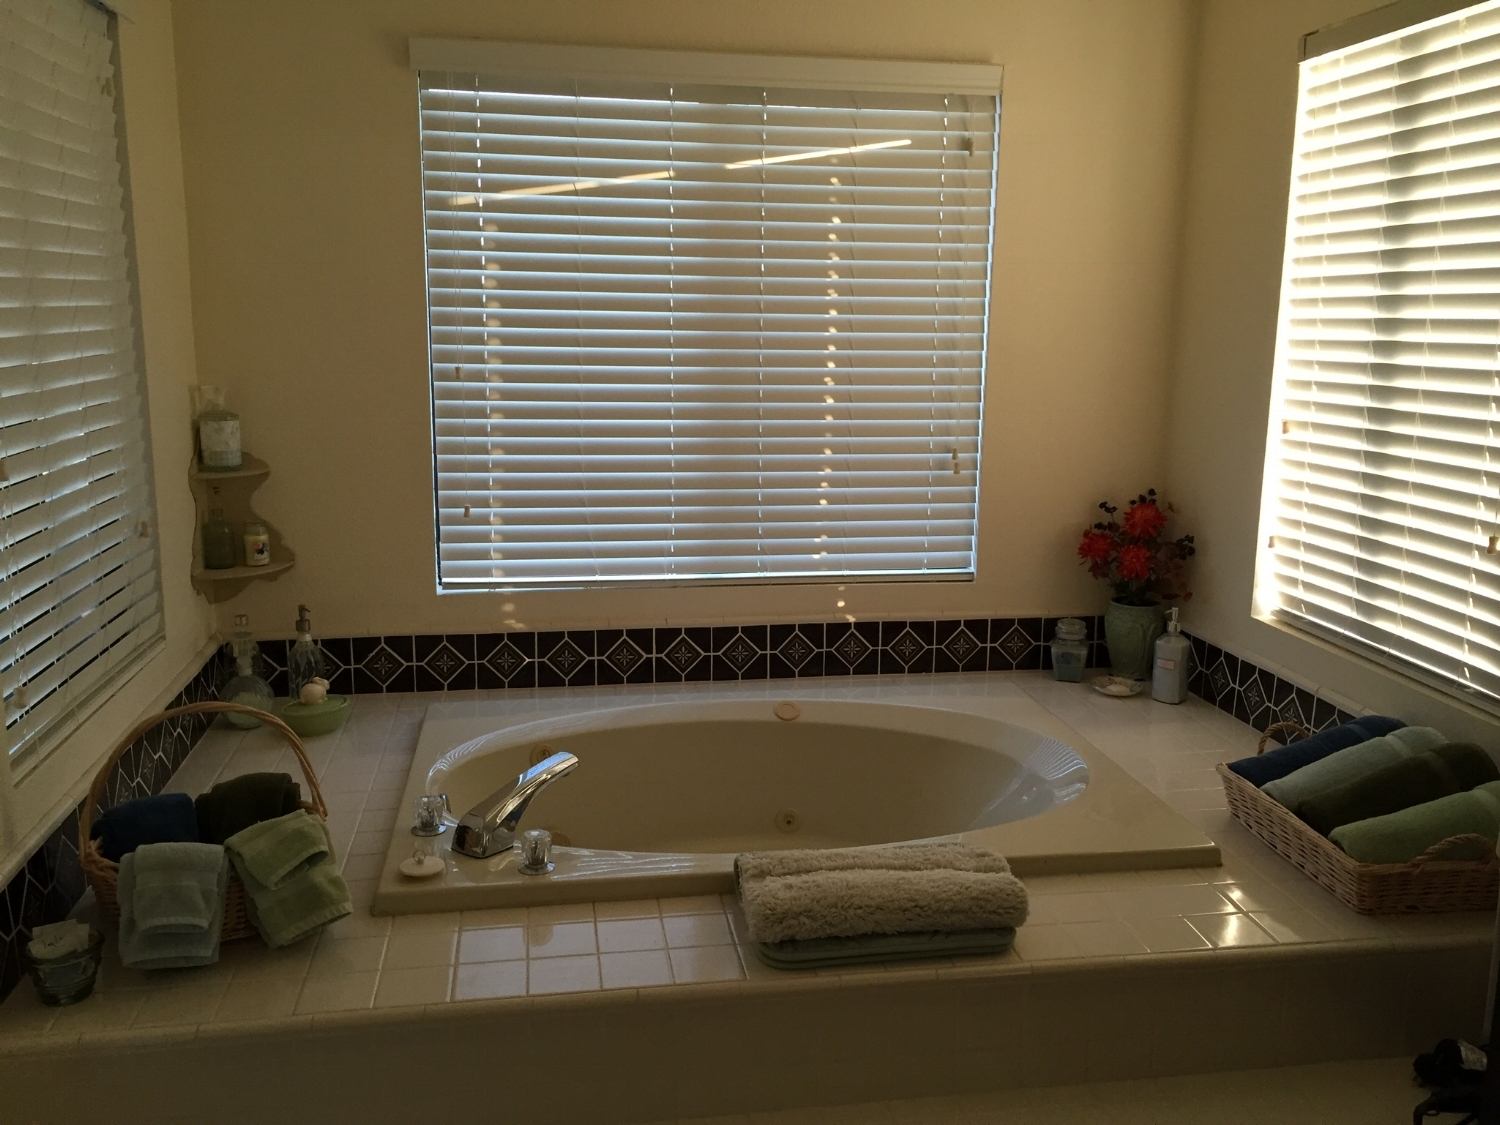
(189, 451), (296, 604)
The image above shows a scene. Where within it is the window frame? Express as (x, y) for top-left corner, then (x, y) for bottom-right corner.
(411, 41), (1003, 594)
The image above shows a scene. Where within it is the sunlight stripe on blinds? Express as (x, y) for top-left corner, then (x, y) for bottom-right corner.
(1260, 0), (1500, 708)
(0, 0), (163, 762)
(419, 62), (997, 588)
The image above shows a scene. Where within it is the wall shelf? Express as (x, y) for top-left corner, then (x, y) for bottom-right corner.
(189, 450), (296, 604)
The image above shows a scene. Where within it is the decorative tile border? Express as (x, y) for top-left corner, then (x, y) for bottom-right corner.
(251, 616), (1113, 697)
(0, 648), (233, 1003)
(1186, 634), (1359, 742)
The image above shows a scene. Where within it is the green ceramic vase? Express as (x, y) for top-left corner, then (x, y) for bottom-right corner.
(1104, 600), (1166, 681)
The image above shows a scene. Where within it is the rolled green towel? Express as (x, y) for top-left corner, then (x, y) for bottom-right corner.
(1301, 743), (1499, 836)
(1262, 726), (1445, 813)
(196, 772), (302, 845)
(1330, 780), (1500, 864)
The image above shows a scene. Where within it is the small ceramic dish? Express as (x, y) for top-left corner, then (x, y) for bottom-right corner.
(280, 694), (350, 736)
(1092, 676), (1144, 698)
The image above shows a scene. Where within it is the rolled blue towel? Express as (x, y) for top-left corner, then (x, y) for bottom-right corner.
(1227, 715), (1406, 787)
(91, 793), (200, 862)
(1330, 780), (1500, 864)
(1261, 726), (1445, 813)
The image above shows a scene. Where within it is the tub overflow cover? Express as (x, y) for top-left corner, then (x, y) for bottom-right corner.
(774, 701), (800, 722)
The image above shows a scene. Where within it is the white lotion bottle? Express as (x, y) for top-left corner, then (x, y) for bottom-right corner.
(1151, 607), (1191, 704)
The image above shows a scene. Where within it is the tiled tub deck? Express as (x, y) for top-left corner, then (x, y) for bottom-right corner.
(0, 673), (1489, 1124)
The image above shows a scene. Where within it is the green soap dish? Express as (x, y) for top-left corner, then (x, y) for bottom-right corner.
(280, 694), (349, 737)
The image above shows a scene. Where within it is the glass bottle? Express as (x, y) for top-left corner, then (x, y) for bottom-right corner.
(221, 620), (274, 729)
(287, 604), (327, 699)
(201, 508), (237, 570)
(1049, 618), (1089, 683)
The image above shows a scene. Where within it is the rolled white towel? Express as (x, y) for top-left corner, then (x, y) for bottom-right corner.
(735, 842), (1028, 945)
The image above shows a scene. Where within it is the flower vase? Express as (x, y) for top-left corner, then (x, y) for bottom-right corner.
(1104, 600), (1166, 681)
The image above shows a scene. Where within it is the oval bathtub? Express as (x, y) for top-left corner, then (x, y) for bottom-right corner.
(430, 699), (1088, 856)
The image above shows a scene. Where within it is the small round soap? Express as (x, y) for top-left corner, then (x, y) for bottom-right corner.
(399, 854), (445, 878)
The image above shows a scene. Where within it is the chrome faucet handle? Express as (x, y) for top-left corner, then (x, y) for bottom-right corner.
(517, 828), (554, 875)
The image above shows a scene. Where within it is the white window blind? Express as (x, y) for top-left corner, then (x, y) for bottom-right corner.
(418, 52), (998, 588)
(1259, 0), (1500, 708)
(0, 0), (162, 763)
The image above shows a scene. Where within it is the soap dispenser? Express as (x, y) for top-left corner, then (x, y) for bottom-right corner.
(221, 615), (274, 728)
(1151, 607), (1191, 704)
(287, 604), (327, 700)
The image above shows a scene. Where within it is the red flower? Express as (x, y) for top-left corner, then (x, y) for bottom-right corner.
(1077, 531), (1114, 564)
(1117, 544), (1154, 581)
(1122, 500), (1167, 539)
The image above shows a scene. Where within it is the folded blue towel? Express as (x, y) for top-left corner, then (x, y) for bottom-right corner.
(1227, 715), (1406, 787)
(117, 842), (227, 969)
(91, 793), (200, 862)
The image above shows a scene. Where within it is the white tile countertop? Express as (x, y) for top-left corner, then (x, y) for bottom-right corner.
(0, 672), (1491, 1052)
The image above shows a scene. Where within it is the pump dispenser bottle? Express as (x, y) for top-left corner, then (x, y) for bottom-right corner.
(1151, 607), (1191, 704)
(287, 604), (327, 700)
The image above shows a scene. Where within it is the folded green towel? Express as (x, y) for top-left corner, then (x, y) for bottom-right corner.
(224, 809), (330, 887)
(1262, 726), (1445, 813)
(755, 927), (1016, 970)
(226, 812), (350, 948)
(1301, 742), (1499, 836)
(118, 842), (227, 968)
(1330, 780), (1500, 864)
(195, 772), (302, 846)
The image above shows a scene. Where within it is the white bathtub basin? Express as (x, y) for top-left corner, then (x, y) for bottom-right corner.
(375, 677), (1218, 913)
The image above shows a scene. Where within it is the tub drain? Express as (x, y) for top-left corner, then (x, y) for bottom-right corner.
(775, 808), (801, 833)
(528, 743), (554, 767)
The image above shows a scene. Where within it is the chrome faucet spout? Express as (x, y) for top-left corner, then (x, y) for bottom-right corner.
(451, 751), (578, 859)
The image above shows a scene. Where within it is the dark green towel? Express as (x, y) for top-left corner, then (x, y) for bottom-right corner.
(1300, 742), (1498, 837)
(754, 928), (1016, 970)
(195, 772), (302, 845)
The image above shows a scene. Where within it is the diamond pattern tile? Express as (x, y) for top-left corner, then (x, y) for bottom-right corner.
(718, 632), (759, 672)
(777, 631), (816, 670)
(663, 635), (703, 672)
(545, 637), (588, 676)
(485, 641), (527, 678)
(889, 627), (925, 666)
(604, 638), (646, 676)
(942, 627), (981, 664)
(364, 644), (406, 685)
(997, 626), (1031, 662)
(424, 642), (466, 682)
(830, 629), (872, 667)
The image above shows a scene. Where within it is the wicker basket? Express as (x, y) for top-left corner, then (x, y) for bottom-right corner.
(80, 701), (329, 942)
(1219, 721), (1498, 914)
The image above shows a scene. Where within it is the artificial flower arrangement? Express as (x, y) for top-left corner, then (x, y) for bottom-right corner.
(1077, 489), (1196, 606)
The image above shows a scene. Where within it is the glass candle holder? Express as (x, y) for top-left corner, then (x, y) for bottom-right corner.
(26, 927), (104, 1007)
(1050, 618), (1089, 683)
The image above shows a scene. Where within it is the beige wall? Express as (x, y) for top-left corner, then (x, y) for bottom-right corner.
(169, 0), (1197, 639)
(5, 0), (215, 873)
(1167, 0), (1500, 743)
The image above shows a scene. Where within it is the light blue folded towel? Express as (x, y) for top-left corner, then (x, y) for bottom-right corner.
(118, 841), (227, 969)
(1261, 726), (1445, 813)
